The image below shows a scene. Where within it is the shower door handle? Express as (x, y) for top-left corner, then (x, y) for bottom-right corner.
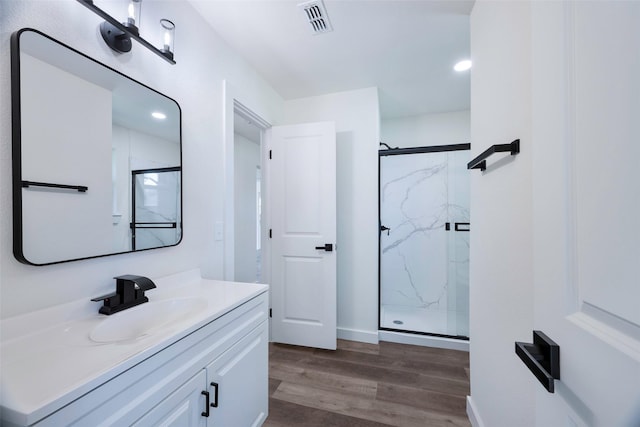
(455, 222), (470, 232)
(315, 243), (333, 252)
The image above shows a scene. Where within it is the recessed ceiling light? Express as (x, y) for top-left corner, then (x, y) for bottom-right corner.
(454, 60), (472, 72)
(151, 111), (167, 120)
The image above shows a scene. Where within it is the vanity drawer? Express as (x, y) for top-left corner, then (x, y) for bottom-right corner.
(33, 292), (268, 427)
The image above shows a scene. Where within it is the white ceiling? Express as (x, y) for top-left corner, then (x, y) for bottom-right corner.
(189, 0), (473, 119)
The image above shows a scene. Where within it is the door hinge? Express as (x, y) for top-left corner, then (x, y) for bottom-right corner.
(269, 308), (272, 318)
(269, 150), (272, 159)
(269, 229), (272, 238)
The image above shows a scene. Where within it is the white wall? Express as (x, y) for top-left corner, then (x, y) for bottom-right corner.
(283, 87), (380, 343)
(234, 133), (260, 283)
(0, 0), (283, 318)
(467, 0), (535, 425)
(381, 110), (470, 148)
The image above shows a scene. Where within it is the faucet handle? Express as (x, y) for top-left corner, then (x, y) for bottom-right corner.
(91, 292), (119, 303)
(91, 292), (121, 312)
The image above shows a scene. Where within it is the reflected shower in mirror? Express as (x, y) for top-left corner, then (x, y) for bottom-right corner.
(11, 28), (182, 265)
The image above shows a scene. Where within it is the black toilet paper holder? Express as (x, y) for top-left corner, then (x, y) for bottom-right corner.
(515, 330), (560, 393)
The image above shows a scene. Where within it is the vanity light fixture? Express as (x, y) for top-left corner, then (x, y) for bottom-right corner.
(151, 111), (167, 120)
(76, 0), (176, 64)
(454, 59), (472, 72)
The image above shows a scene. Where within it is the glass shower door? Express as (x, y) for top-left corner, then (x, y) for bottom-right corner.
(379, 148), (469, 339)
(131, 167), (181, 251)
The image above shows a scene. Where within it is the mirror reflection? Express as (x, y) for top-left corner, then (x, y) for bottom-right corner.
(12, 29), (182, 265)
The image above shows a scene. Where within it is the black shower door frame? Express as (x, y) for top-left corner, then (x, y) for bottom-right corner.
(130, 166), (181, 251)
(378, 143), (470, 340)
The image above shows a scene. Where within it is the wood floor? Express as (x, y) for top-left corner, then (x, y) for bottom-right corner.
(264, 339), (471, 427)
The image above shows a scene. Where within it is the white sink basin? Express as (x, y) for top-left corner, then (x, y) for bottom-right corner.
(90, 297), (207, 343)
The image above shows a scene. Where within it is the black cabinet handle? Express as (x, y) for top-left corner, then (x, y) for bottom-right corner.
(315, 244), (333, 252)
(201, 391), (210, 417)
(515, 330), (560, 393)
(210, 382), (219, 408)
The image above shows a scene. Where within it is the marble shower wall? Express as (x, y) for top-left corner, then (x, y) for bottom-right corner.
(380, 150), (470, 337)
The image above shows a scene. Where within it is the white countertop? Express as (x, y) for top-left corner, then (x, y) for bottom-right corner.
(0, 270), (268, 426)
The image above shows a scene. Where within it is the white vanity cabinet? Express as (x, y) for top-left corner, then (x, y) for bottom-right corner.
(133, 370), (207, 427)
(136, 323), (269, 427)
(23, 290), (269, 427)
(205, 322), (269, 426)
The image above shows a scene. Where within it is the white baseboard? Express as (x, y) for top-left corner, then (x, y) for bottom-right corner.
(378, 330), (469, 352)
(467, 396), (485, 427)
(337, 327), (379, 344)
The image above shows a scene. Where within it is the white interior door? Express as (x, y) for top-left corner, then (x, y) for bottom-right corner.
(531, 2), (640, 425)
(267, 122), (337, 350)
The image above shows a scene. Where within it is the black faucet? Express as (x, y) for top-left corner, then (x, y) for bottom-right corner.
(91, 275), (157, 315)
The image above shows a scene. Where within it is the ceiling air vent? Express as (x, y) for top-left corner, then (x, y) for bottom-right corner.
(298, 0), (333, 35)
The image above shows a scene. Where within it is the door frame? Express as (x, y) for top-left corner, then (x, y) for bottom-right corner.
(378, 142), (470, 340)
(222, 81), (272, 283)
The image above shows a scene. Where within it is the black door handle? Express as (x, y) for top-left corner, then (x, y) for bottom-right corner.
(315, 243), (333, 252)
(380, 225), (390, 235)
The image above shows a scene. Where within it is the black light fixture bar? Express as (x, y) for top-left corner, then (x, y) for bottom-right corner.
(22, 181), (88, 192)
(76, 0), (176, 64)
(467, 139), (520, 171)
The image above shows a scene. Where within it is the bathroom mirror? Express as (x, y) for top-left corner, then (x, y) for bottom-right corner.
(11, 28), (182, 266)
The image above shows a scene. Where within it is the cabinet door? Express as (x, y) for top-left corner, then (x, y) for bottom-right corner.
(133, 370), (207, 427)
(206, 322), (268, 427)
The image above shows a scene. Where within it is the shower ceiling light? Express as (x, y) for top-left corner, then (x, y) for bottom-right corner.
(454, 60), (472, 72)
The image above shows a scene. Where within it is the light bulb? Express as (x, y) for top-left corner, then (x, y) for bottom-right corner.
(126, 0), (142, 28)
(160, 19), (175, 60)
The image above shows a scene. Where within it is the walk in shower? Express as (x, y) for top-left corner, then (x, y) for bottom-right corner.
(379, 144), (470, 340)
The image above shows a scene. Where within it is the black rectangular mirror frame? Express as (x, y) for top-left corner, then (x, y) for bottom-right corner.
(11, 28), (183, 266)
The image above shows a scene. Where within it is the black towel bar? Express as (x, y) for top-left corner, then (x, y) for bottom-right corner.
(515, 330), (560, 393)
(130, 222), (177, 229)
(467, 139), (520, 171)
(22, 181), (88, 192)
